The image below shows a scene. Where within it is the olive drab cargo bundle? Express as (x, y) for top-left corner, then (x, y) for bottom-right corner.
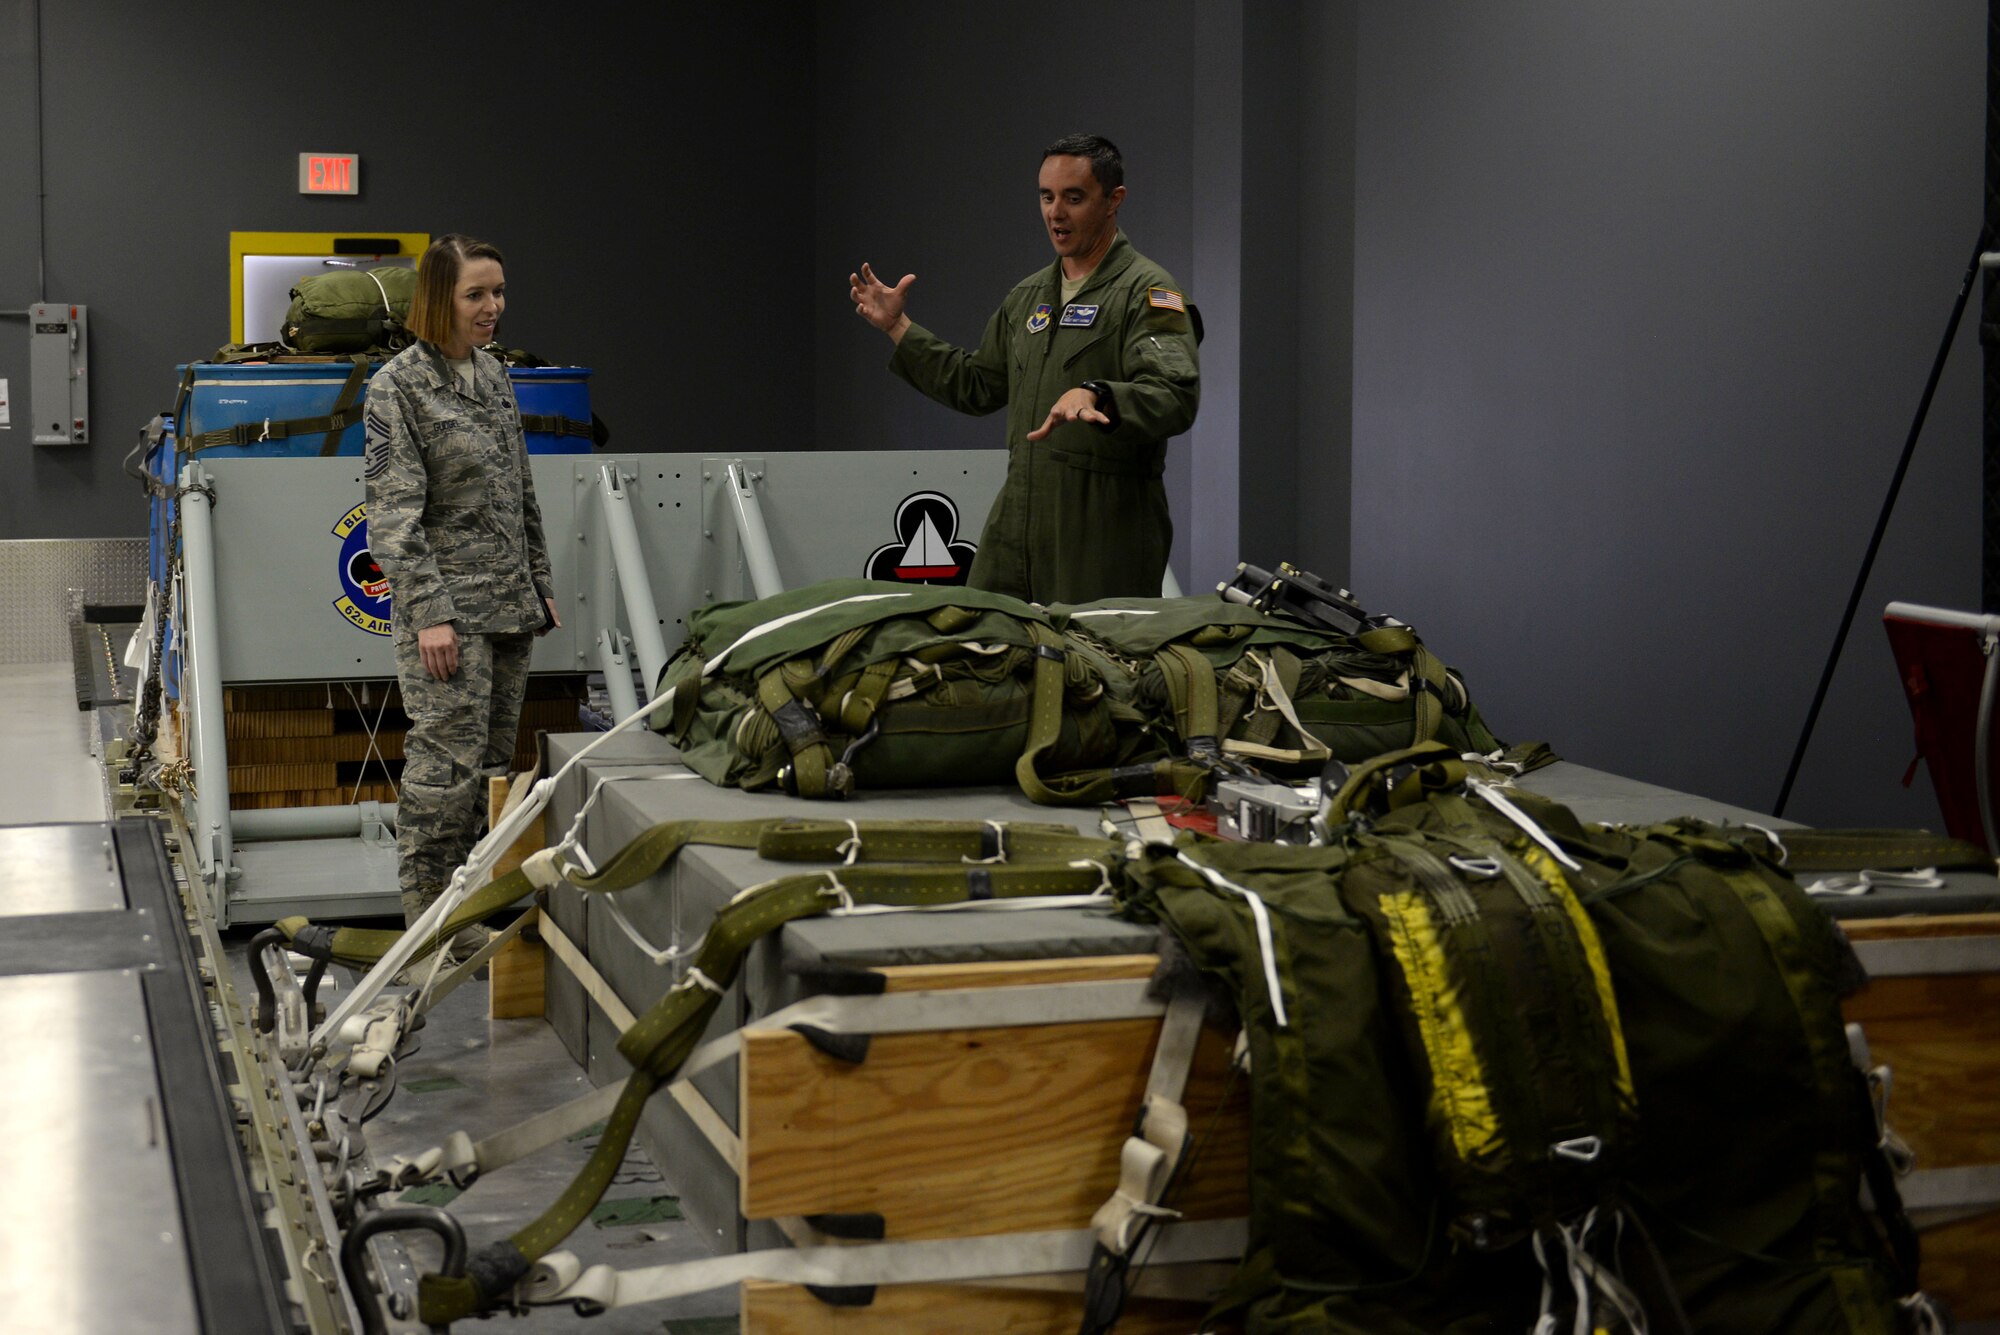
(1052, 594), (1522, 772)
(1116, 744), (1926, 1334)
(650, 580), (1207, 805)
(283, 264), (417, 354)
(651, 578), (1544, 807)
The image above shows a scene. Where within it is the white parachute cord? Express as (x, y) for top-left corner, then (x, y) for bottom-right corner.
(1563, 1212), (1593, 1335)
(1468, 780), (1582, 872)
(1530, 1227), (1559, 1335)
(1176, 853), (1289, 1029)
(312, 679), (686, 1058)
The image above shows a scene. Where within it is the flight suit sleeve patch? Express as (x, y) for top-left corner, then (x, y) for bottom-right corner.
(1147, 287), (1186, 312)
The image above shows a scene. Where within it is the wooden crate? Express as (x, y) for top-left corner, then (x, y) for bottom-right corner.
(1843, 913), (2000, 1320)
(217, 676), (586, 810)
(486, 775), (547, 1021)
(732, 955), (1246, 1332)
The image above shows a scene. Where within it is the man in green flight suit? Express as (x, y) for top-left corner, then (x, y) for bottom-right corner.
(849, 133), (1200, 604)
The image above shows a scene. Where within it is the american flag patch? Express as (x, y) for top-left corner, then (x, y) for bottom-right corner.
(1148, 287), (1186, 312)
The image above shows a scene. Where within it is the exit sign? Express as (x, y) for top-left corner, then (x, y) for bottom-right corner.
(298, 153), (359, 195)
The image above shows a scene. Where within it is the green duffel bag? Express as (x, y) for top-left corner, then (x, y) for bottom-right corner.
(650, 579), (1206, 803)
(1114, 744), (1926, 1334)
(283, 265), (416, 354)
(1053, 595), (1532, 772)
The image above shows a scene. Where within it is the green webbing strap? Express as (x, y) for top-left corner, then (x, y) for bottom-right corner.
(835, 659), (899, 733)
(276, 869), (535, 970)
(757, 667), (836, 798)
(1215, 657), (1259, 740)
(664, 658), (703, 738)
(276, 817), (1127, 969)
(1746, 828), (1994, 875)
(1238, 648), (1305, 752)
(1708, 861), (1866, 1264)
(517, 413), (593, 439)
(1016, 622), (1085, 805)
(320, 355), (370, 455)
(1380, 838), (1547, 1179)
(179, 355), (372, 455)
(1323, 741), (1462, 823)
(275, 820), (771, 968)
(1496, 740), (1558, 775)
(1356, 626), (1447, 742)
(1012, 625), (1210, 805)
(753, 818), (1118, 865)
(563, 817), (1121, 888)
(208, 343), (266, 364)
(1158, 642), (1219, 746)
(420, 857), (1120, 1325)
(168, 364), (197, 463)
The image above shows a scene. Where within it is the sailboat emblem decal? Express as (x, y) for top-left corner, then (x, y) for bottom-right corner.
(865, 491), (977, 585)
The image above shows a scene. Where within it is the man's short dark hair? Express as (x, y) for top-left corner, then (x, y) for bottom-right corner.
(1042, 133), (1123, 193)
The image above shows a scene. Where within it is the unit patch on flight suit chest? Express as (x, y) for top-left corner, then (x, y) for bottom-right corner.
(1059, 303), (1099, 328)
(1026, 303), (1052, 334)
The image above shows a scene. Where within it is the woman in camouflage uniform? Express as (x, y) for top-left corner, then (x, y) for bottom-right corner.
(363, 234), (560, 927)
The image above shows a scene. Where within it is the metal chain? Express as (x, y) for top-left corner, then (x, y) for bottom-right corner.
(128, 468), (210, 774)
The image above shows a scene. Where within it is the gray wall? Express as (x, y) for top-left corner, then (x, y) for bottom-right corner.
(1237, 3), (1358, 586)
(0, 1), (815, 539)
(809, 0), (1203, 577)
(1349, 2), (1983, 826)
(4, 0), (1985, 829)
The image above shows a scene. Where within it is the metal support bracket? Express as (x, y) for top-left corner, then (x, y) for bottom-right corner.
(701, 455), (775, 603)
(597, 463), (671, 699)
(176, 459), (240, 914)
(596, 629), (640, 724)
(725, 460), (784, 600)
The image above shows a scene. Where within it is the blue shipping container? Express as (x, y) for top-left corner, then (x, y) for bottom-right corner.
(177, 360), (594, 458)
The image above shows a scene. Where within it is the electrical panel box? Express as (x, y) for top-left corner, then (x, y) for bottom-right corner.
(30, 302), (88, 445)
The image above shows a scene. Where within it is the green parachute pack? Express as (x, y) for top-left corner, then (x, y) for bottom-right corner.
(651, 578), (1538, 805)
(283, 265), (416, 354)
(651, 579), (1209, 805)
(1115, 742), (1930, 1334)
(1052, 594), (1508, 771)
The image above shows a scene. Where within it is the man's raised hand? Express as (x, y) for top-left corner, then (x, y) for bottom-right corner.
(849, 262), (915, 341)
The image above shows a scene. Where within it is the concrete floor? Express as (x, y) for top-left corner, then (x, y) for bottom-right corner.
(0, 661), (736, 1329)
(269, 943), (741, 1333)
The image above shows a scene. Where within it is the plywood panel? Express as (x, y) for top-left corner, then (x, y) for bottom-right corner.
(486, 776), (546, 1020)
(228, 732), (406, 764)
(1843, 914), (2000, 942)
(875, 955), (1160, 992)
(223, 708), (334, 740)
(1839, 917), (2000, 1318)
(741, 1014), (1248, 1238)
(742, 1278), (1207, 1334)
(1843, 972), (2000, 1167)
(488, 932), (547, 1020)
(1916, 1212), (2000, 1321)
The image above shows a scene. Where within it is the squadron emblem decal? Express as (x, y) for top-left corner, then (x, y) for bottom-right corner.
(332, 502), (392, 636)
(865, 492), (977, 585)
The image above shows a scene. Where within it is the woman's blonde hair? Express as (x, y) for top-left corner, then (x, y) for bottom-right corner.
(407, 233), (505, 347)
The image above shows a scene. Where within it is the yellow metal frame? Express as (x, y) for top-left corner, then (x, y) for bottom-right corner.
(228, 231), (431, 344)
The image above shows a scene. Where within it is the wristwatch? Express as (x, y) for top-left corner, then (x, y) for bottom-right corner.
(1078, 380), (1120, 432)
